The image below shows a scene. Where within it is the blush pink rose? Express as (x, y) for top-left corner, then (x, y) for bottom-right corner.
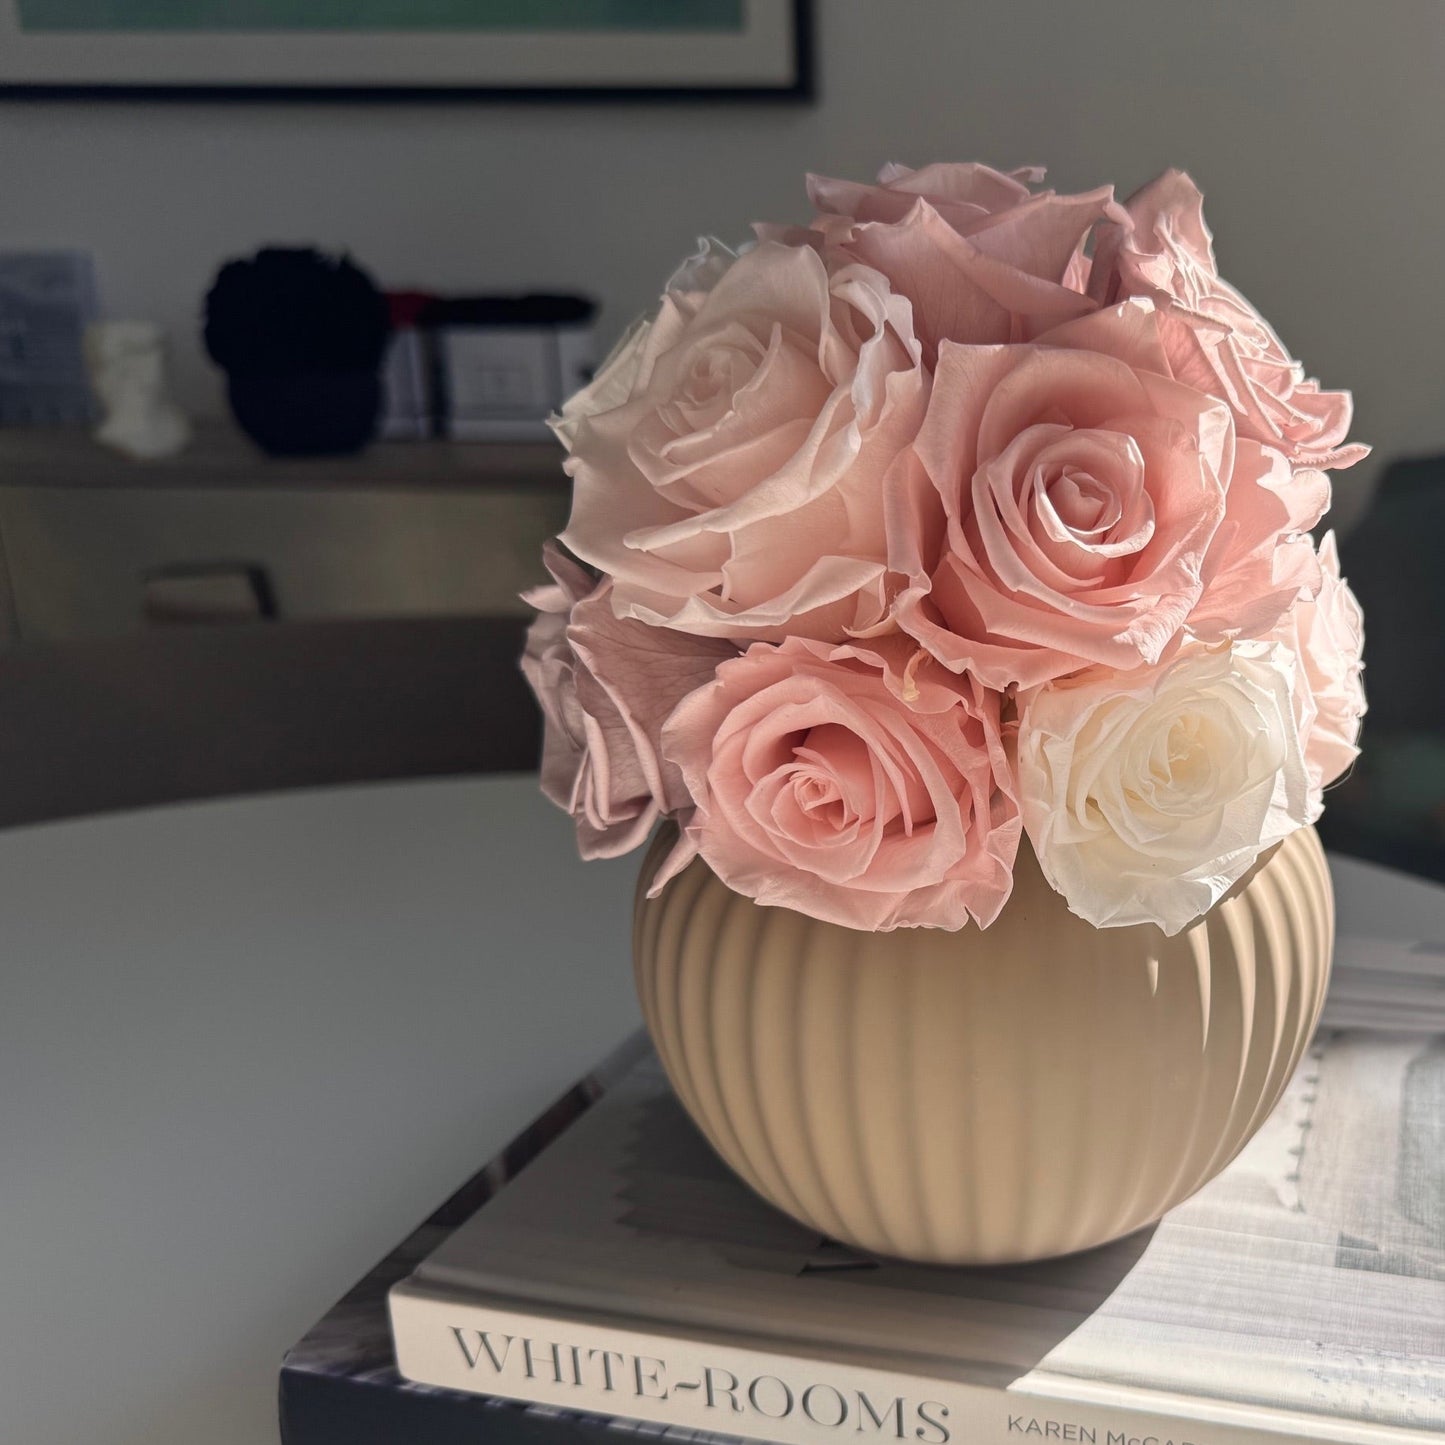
(1270, 531), (1366, 819)
(889, 302), (1330, 689)
(1039, 305), (1331, 643)
(1185, 442), (1330, 643)
(660, 634), (1020, 931)
(797, 162), (1124, 363)
(520, 541), (732, 858)
(1090, 169), (1367, 470)
(1039, 302), (1335, 641)
(560, 240), (928, 645)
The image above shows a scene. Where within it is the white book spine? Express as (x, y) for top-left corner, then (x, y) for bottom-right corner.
(390, 1282), (1419, 1445)
(445, 416), (553, 442)
(554, 322), (597, 399)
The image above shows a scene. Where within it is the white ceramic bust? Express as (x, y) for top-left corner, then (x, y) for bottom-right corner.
(84, 320), (191, 461)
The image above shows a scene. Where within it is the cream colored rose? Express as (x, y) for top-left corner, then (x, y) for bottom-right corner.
(549, 316), (652, 454)
(550, 239), (736, 453)
(560, 239), (929, 643)
(1016, 642), (1310, 933)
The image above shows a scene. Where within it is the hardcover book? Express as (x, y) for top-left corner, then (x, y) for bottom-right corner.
(0, 250), (98, 426)
(283, 936), (1445, 1445)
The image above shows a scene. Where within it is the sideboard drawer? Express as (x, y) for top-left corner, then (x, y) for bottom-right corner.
(0, 483), (568, 643)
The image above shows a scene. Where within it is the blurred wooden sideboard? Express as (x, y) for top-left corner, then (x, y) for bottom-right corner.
(0, 424), (569, 642)
(0, 425), (568, 823)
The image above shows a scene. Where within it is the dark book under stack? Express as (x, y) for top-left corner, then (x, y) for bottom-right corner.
(281, 940), (1445, 1445)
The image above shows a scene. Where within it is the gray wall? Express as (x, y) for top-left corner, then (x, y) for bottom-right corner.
(5, 0), (1442, 522)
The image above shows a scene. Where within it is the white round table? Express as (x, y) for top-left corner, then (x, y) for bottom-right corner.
(1, 774), (1439, 1445)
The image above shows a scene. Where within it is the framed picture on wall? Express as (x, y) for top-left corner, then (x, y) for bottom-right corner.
(0, 0), (812, 100)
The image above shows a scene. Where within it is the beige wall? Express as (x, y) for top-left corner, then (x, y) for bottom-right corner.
(4, 0), (1442, 522)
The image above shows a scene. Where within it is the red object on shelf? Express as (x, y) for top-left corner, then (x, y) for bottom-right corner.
(385, 290), (438, 332)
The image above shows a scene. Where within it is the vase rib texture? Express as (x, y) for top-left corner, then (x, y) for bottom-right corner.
(634, 826), (1334, 1266)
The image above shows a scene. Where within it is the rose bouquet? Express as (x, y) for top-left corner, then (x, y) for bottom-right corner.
(523, 163), (1365, 937)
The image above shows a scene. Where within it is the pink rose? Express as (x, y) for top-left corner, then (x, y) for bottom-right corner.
(1185, 442), (1330, 643)
(889, 303), (1329, 689)
(1271, 531), (1366, 818)
(1090, 169), (1367, 470)
(560, 240), (928, 644)
(520, 541), (732, 858)
(661, 635), (1020, 931)
(798, 162), (1124, 362)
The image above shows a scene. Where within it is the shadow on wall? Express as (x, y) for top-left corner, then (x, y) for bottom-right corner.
(1322, 456), (1445, 883)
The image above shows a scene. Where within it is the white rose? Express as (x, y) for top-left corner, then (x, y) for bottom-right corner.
(549, 238), (736, 453)
(1017, 642), (1311, 933)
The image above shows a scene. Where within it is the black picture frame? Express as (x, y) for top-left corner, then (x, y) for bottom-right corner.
(0, 0), (814, 103)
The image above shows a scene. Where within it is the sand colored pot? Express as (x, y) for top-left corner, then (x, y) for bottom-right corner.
(633, 826), (1333, 1265)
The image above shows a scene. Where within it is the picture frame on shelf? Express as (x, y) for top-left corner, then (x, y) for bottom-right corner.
(0, 0), (813, 101)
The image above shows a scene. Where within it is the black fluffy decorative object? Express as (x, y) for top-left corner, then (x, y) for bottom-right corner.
(204, 248), (390, 457)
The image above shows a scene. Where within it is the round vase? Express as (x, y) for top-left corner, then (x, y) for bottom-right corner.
(633, 826), (1333, 1266)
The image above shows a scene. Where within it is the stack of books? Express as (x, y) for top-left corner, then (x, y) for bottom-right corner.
(377, 292), (598, 442)
(281, 937), (1445, 1445)
(0, 250), (98, 426)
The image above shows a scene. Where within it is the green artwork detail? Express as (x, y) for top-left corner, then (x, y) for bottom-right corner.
(18, 0), (743, 33)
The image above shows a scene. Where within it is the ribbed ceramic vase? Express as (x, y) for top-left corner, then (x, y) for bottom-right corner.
(633, 825), (1333, 1265)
